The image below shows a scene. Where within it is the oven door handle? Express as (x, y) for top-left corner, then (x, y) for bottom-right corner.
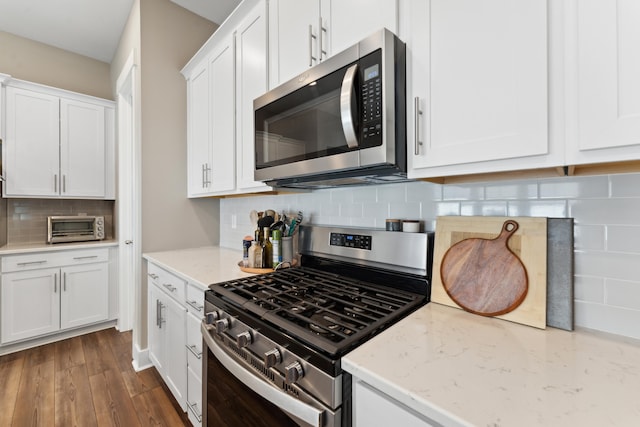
(340, 63), (359, 149)
(201, 322), (324, 427)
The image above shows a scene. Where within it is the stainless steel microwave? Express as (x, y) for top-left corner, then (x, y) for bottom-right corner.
(254, 28), (407, 188)
(47, 215), (106, 244)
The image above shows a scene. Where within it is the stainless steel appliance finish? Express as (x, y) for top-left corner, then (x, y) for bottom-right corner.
(47, 215), (105, 244)
(202, 225), (433, 427)
(253, 29), (407, 189)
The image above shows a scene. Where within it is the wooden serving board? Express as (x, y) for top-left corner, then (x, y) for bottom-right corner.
(432, 216), (547, 329)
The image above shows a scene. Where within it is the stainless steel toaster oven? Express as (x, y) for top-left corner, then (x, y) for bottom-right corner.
(47, 215), (105, 244)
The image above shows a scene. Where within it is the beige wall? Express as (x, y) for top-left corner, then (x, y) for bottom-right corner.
(138, 0), (219, 254)
(0, 30), (112, 99)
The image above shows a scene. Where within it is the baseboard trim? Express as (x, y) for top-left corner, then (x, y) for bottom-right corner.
(132, 344), (152, 371)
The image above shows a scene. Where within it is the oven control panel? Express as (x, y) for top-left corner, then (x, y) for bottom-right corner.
(329, 232), (372, 250)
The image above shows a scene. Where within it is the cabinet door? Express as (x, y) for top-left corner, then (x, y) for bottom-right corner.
(187, 60), (212, 197)
(408, 0), (551, 175)
(60, 263), (109, 330)
(566, 0), (640, 164)
(162, 291), (187, 410)
(5, 86), (60, 197)
(235, 3), (272, 192)
(1, 268), (60, 344)
(148, 283), (166, 373)
(60, 99), (106, 197)
(209, 36), (237, 193)
(326, 0), (399, 56)
(269, 0), (321, 86)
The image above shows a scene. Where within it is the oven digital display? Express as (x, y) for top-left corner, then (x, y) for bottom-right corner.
(329, 232), (372, 250)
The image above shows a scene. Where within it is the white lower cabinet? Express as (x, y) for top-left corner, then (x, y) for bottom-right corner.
(147, 262), (205, 425)
(352, 378), (439, 427)
(0, 248), (111, 345)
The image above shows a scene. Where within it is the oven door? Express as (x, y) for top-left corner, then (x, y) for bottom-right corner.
(202, 322), (340, 427)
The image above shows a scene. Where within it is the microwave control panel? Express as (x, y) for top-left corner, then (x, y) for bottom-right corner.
(360, 50), (383, 145)
(329, 232), (372, 250)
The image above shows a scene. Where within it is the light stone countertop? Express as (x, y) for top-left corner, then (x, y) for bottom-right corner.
(0, 239), (118, 255)
(342, 302), (640, 427)
(143, 246), (253, 290)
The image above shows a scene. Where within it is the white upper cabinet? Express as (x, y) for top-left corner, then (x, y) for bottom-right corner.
(235, 3), (270, 191)
(3, 80), (115, 199)
(407, 0), (561, 179)
(269, 0), (398, 87)
(565, 0), (640, 165)
(183, 0), (271, 197)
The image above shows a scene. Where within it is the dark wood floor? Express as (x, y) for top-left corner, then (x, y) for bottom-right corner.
(0, 328), (190, 427)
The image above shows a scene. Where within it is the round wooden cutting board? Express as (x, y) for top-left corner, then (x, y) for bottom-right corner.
(440, 220), (528, 316)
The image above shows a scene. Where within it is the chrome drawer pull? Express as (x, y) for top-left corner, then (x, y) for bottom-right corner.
(163, 283), (177, 292)
(185, 344), (202, 359)
(148, 273), (159, 280)
(73, 255), (98, 260)
(186, 401), (202, 423)
(186, 300), (203, 312)
(17, 260), (47, 266)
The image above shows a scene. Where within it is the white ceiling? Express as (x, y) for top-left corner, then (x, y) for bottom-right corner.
(0, 0), (239, 64)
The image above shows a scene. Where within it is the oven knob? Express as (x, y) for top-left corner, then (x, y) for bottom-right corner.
(205, 311), (219, 325)
(236, 331), (252, 348)
(285, 361), (304, 384)
(215, 318), (229, 334)
(263, 349), (282, 368)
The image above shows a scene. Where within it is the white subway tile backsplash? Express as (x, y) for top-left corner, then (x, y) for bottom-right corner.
(484, 181), (538, 200)
(570, 198), (640, 225)
(575, 251), (640, 282)
(574, 301), (640, 340)
(574, 224), (605, 251)
(460, 201), (508, 216)
(442, 184), (484, 201)
(539, 176), (609, 199)
(507, 200), (568, 217)
(574, 275), (605, 303)
(610, 173), (640, 198)
(606, 226), (640, 253)
(220, 172), (640, 340)
(605, 279), (640, 310)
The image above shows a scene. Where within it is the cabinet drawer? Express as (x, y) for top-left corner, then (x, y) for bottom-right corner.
(2, 248), (109, 273)
(185, 284), (204, 316)
(186, 312), (203, 378)
(148, 263), (186, 304)
(187, 365), (203, 427)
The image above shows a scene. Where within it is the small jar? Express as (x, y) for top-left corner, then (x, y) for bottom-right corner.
(385, 219), (402, 231)
(402, 220), (420, 233)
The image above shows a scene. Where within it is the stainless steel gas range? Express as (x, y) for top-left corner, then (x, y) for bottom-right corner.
(202, 225), (434, 427)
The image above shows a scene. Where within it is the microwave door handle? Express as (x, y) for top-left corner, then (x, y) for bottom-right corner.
(340, 63), (359, 149)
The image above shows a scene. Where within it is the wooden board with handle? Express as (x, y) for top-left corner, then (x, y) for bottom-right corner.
(432, 216), (547, 329)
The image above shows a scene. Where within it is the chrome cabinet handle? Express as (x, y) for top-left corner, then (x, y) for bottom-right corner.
(73, 255), (98, 260)
(414, 97), (423, 155)
(319, 18), (327, 61)
(54, 272), (58, 293)
(157, 300), (165, 328)
(309, 24), (317, 66)
(186, 300), (203, 312)
(62, 175), (66, 193)
(186, 401), (202, 423)
(148, 273), (159, 280)
(340, 63), (360, 149)
(63, 272), (66, 292)
(54, 174), (58, 192)
(201, 163), (206, 188)
(124, 240), (133, 245)
(162, 283), (176, 292)
(185, 344), (203, 359)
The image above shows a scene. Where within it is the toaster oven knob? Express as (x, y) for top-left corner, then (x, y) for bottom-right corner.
(215, 318), (230, 334)
(263, 349), (282, 368)
(236, 331), (252, 348)
(205, 311), (219, 325)
(285, 361), (304, 384)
